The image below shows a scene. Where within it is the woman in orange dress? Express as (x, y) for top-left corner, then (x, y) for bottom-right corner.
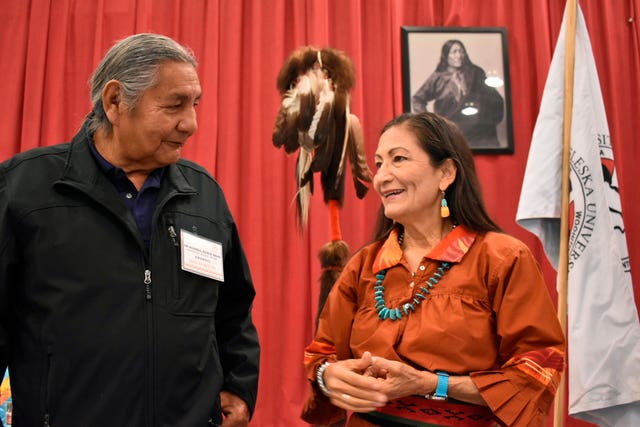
(301, 112), (564, 427)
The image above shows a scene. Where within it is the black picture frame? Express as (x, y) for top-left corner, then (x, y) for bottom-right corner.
(401, 27), (514, 154)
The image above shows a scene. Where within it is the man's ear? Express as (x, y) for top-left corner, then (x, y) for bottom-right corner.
(439, 158), (457, 191)
(102, 80), (123, 126)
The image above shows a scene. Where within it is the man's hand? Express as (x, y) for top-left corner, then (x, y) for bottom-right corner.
(220, 391), (250, 427)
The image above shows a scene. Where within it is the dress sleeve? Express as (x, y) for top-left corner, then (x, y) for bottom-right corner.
(300, 252), (365, 425)
(470, 243), (565, 427)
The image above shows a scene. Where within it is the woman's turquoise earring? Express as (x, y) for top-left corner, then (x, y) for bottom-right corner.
(440, 190), (450, 218)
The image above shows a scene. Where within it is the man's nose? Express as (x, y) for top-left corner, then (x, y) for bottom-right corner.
(178, 107), (198, 135)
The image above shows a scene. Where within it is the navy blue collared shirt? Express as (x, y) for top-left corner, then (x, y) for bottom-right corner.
(88, 137), (163, 250)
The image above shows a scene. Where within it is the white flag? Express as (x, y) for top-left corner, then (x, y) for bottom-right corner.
(516, 2), (640, 426)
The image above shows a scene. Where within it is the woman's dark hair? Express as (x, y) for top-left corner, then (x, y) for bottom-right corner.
(373, 112), (501, 242)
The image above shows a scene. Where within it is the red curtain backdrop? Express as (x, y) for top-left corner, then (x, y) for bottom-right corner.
(1, 1), (638, 426)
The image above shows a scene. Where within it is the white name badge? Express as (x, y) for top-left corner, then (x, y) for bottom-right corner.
(180, 229), (225, 282)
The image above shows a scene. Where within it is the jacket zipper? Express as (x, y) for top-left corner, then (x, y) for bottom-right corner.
(144, 269), (152, 300)
(167, 223), (181, 298)
(144, 222), (154, 426)
(144, 267), (154, 427)
(43, 349), (52, 427)
(168, 225), (179, 247)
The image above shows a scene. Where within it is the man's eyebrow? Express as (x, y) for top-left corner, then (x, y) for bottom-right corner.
(164, 92), (202, 101)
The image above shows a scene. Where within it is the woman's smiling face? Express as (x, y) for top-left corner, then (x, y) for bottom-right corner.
(373, 124), (446, 226)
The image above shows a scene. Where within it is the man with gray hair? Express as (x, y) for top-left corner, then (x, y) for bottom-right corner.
(0, 33), (260, 427)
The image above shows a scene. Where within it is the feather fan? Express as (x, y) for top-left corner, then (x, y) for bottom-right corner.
(272, 46), (373, 325)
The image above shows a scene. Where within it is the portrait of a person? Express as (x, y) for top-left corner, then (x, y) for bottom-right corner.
(412, 39), (505, 149)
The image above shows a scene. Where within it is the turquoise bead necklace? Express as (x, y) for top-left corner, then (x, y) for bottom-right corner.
(374, 231), (452, 321)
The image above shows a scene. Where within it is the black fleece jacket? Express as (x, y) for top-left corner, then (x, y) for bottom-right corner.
(0, 128), (259, 427)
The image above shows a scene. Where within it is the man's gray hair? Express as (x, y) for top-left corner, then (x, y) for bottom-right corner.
(85, 33), (197, 133)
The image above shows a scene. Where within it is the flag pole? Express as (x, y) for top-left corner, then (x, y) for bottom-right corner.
(554, 0), (577, 426)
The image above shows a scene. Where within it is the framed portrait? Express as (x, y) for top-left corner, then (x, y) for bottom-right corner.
(401, 27), (514, 154)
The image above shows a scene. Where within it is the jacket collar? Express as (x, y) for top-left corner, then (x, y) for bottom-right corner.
(57, 125), (197, 196)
